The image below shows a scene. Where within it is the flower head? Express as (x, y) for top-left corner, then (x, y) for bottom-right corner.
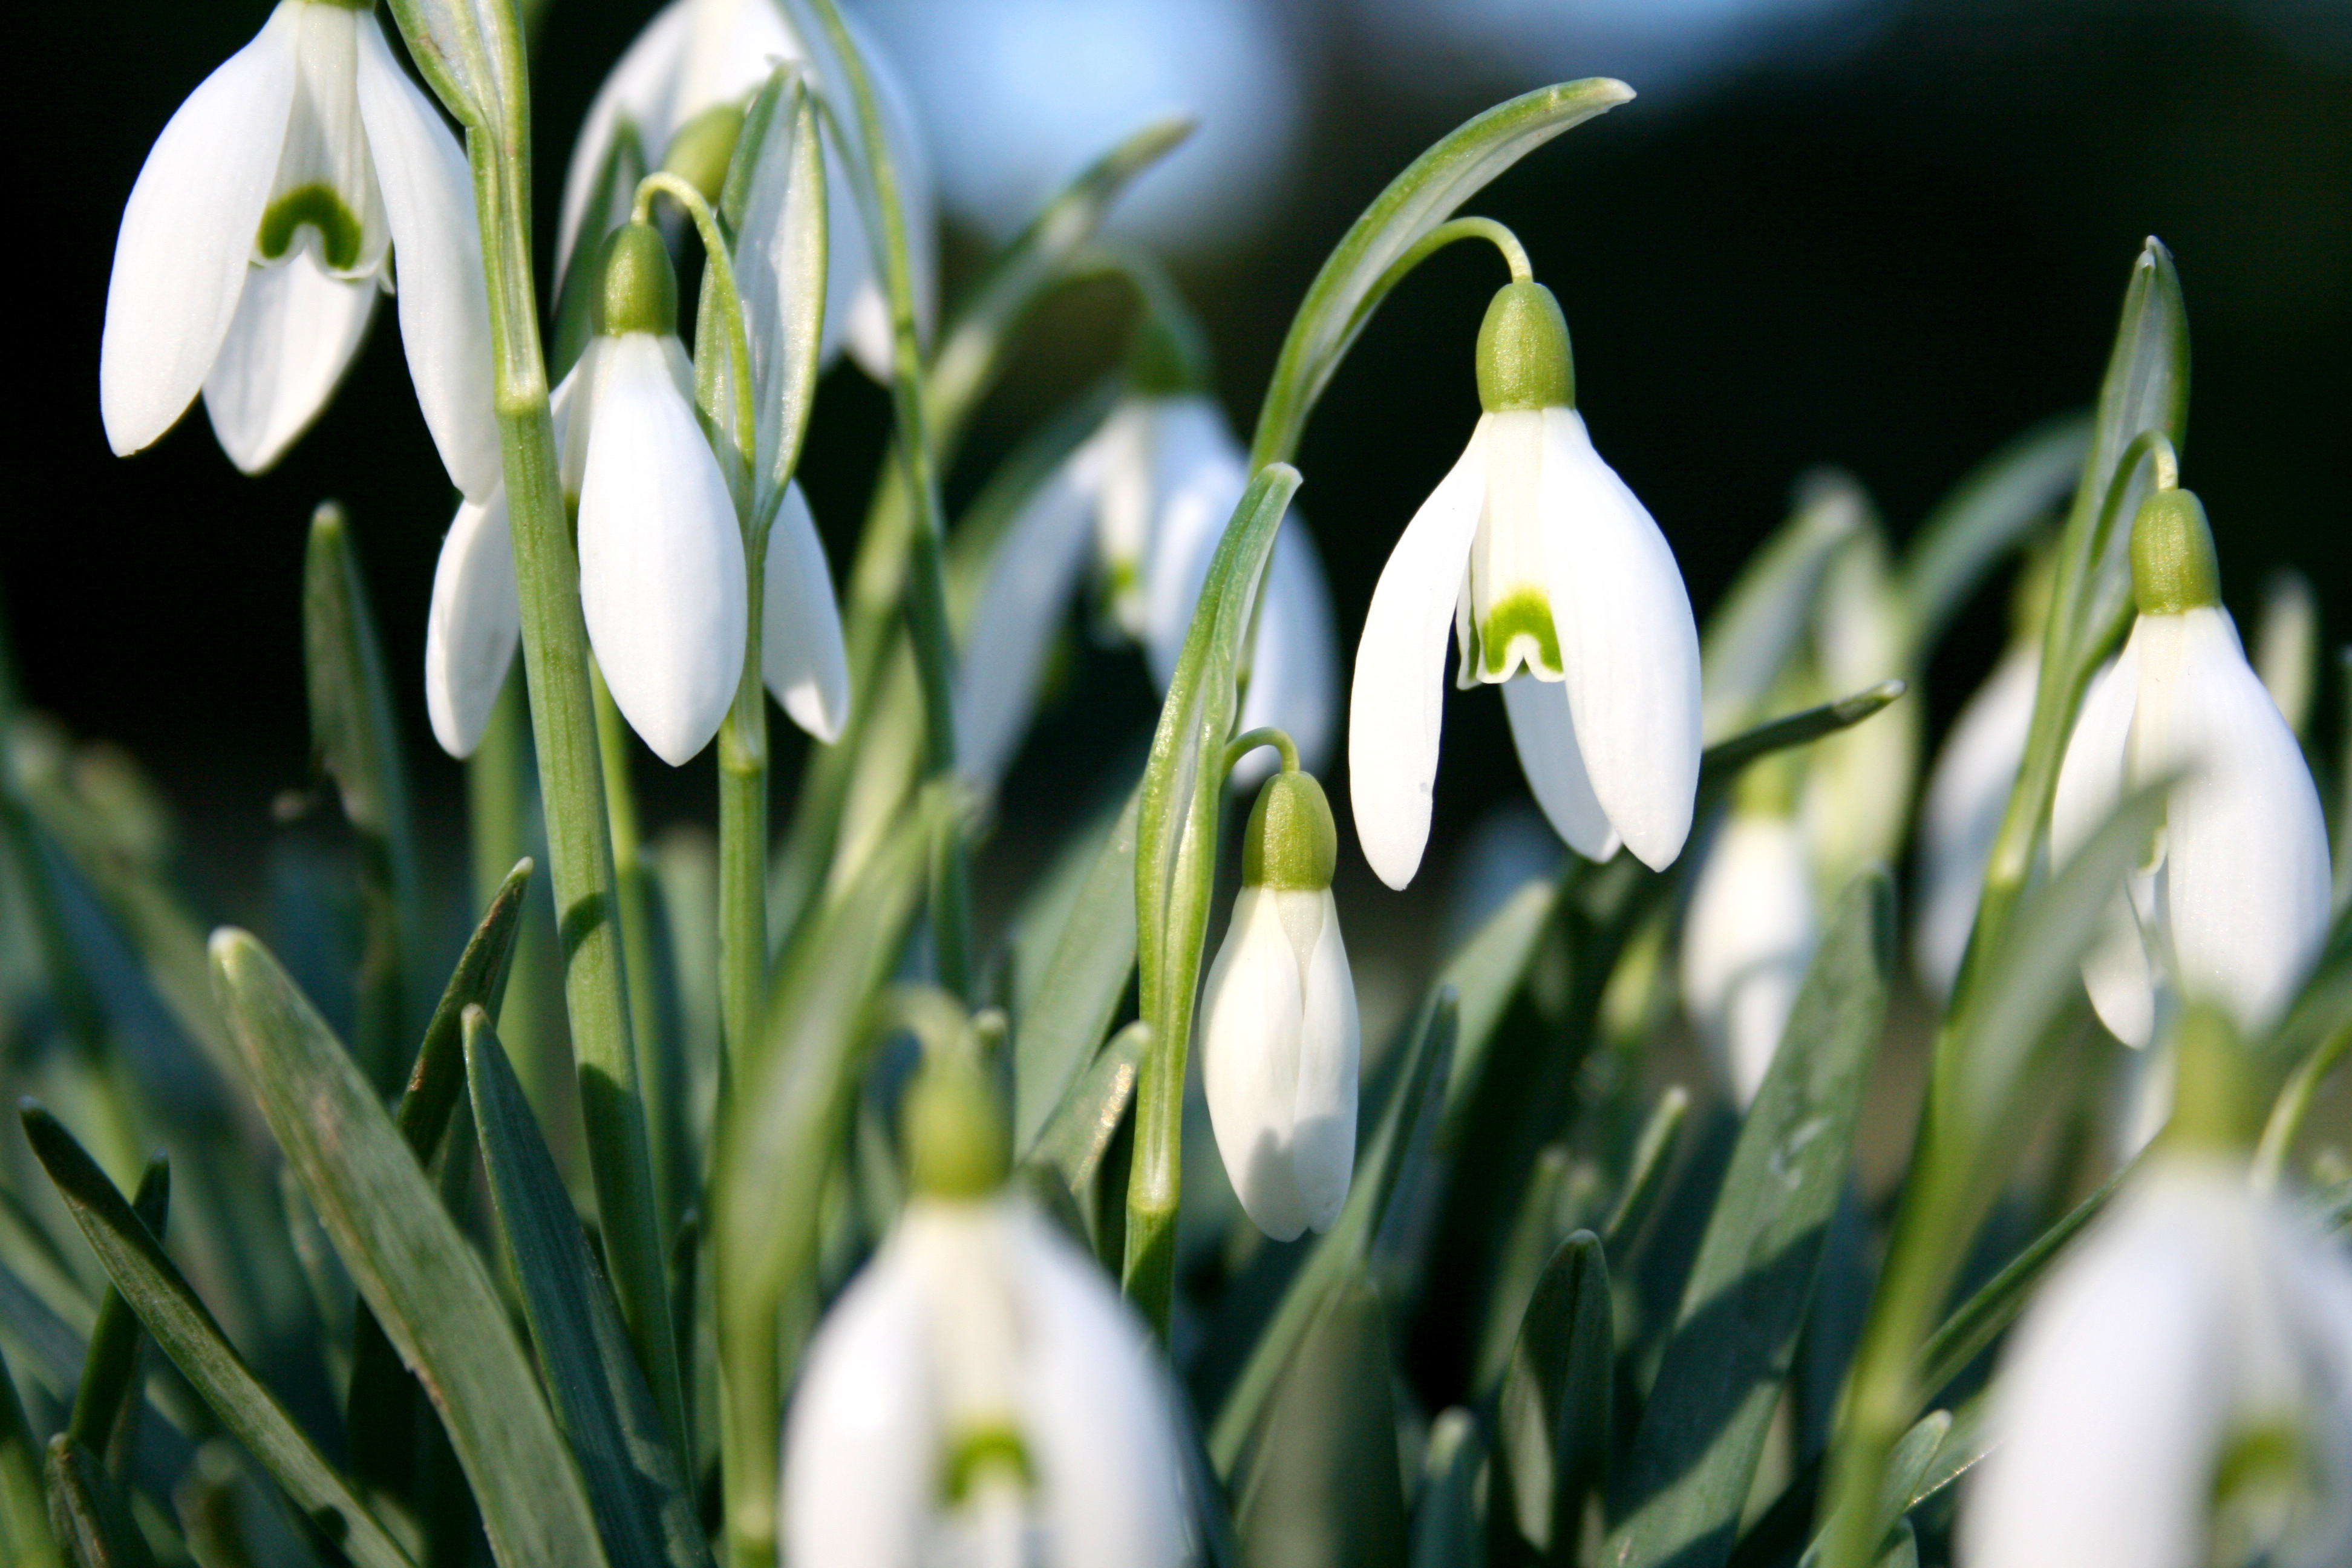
(1350, 281), (1700, 889)
(100, 0), (495, 497)
(1200, 763), (1361, 1241)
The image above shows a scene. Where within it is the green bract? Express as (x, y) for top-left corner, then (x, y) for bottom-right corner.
(1241, 769), (1338, 891)
(592, 221), (679, 338)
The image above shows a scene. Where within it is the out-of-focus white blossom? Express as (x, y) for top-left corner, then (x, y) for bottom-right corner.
(1913, 641), (2039, 998)
(1680, 803), (1816, 1106)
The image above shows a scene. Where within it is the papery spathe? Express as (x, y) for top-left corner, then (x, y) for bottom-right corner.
(100, 0), (496, 498)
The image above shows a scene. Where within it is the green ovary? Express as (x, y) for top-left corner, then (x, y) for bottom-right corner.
(257, 183), (366, 273)
(1475, 589), (1562, 681)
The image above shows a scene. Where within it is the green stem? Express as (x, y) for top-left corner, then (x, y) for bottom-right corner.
(1221, 727), (1299, 777)
(717, 692), (767, 1097)
(2253, 1021), (2352, 1192)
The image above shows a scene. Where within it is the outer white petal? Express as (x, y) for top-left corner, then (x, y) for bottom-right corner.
(100, 4), (298, 457)
(1236, 523), (1339, 783)
(1011, 1207), (1184, 1568)
(576, 335), (749, 765)
(762, 482), (851, 743)
(2135, 608), (2331, 1037)
(1500, 676), (1619, 862)
(555, 0), (694, 281)
(1289, 889), (1361, 1234)
(423, 488), (519, 758)
(1679, 814), (1817, 1106)
(1348, 422), (1489, 890)
(1540, 408), (1700, 872)
(1140, 398), (1250, 688)
(953, 462), (1096, 788)
(1200, 887), (1313, 1241)
(780, 1246), (937, 1568)
(354, 18), (500, 501)
(2052, 645), (2157, 1047)
(201, 249), (378, 474)
(1913, 642), (2039, 996)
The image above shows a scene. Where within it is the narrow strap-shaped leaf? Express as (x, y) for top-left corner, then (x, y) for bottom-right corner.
(0, 1341), (58, 1567)
(17, 1108), (413, 1568)
(1604, 870), (1893, 1568)
(1696, 684), (1906, 797)
(45, 1434), (155, 1568)
(303, 505), (426, 1094)
(394, 857), (535, 1162)
(1435, 876), (1561, 1129)
(1792, 1405), (1977, 1568)
(1024, 1021), (1148, 1196)
(65, 1158), (167, 1458)
(209, 931), (606, 1568)
(1410, 1408), (1485, 1568)
(1491, 1231), (1612, 1564)
(1604, 1086), (1690, 1250)
(465, 1009), (710, 1568)
(1898, 414), (2089, 655)
(1014, 789), (1140, 1152)
(1249, 77), (1635, 469)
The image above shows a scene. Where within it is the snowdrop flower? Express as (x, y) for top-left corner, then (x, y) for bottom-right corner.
(1200, 753), (1361, 1241)
(1350, 281), (1700, 890)
(557, 0), (935, 382)
(1913, 639), (2039, 998)
(100, 0), (496, 497)
(954, 343), (1335, 791)
(1680, 767), (1817, 1107)
(2051, 487), (2330, 1048)
(1963, 1157), (2352, 1568)
(1798, 525), (1917, 900)
(783, 1055), (1183, 1568)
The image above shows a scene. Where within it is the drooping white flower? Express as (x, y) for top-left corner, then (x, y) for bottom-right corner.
(556, 0), (935, 382)
(953, 390), (1336, 790)
(1962, 1158), (2352, 1568)
(100, 0), (497, 498)
(1200, 766), (1361, 1241)
(1913, 640), (2039, 998)
(2051, 489), (2330, 1049)
(1679, 799), (1817, 1107)
(1350, 281), (1700, 889)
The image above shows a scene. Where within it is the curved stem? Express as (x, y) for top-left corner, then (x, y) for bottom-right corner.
(2253, 1021), (2352, 1192)
(635, 172), (757, 461)
(1221, 727), (1299, 779)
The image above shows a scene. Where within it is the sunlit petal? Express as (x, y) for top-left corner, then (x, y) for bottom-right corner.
(762, 482), (852, 743)
(1680, 813), (1815, 1105)
(423, 489), (519, 759)
(1914, 642), (2038, 996)
(1201, 887), (1313, 1240)
(781, 1246), (936, 1568)
(201, 249), (377, 474)
(1500, 675), (1618, 862)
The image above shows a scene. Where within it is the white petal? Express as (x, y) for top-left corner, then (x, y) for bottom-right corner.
(100, 5), (299, 457)
(1540, 408), (1700, 871)
(781, 1247), (938, 1568)
(201, 249), (378, 474)
(1140, 398), (1250, 686)
(1348, 422), (1489, 890)
(1010, 1207), (1184, 1568)
(555, 0), (694, 282)
(1289, 889), (1361, 1234)
(1200, 887), (1313, 1241)
(423, 488), (519, 758)
(1236, 522), (1339, 783)
(2135, 608), (2331, 1036)
(2051, 645), (2157, 1045)
(354, 18), (500, 501)
(1500, 676), (1619, 862)
(762, 482), (851, 743)
(576, 335), (748, 766)
(1679, 814), (1816, 1107)
(1913, 642), (2039, 997)
(953, 462), (1096, 788)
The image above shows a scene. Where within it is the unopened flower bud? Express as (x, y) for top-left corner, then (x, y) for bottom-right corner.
(904, 1052), (1011, 1201)
(2130, 486), (2221, 615)
(1240, 767), (1338, 892)
(592, 221), (679, 339)
(1475, 281), (1574, 413)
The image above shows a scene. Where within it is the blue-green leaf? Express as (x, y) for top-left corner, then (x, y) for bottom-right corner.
(1491, 1231), (1612, 1561)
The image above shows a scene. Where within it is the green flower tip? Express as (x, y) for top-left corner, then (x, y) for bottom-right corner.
(592, 223), (679, 339)
(2131, 487), (2221, 616)
(662, 101), (746, 206)
(903, 1054), (1010, 1200)
(2166, 1002), (2258, 1156)
(1242, 769), (1338, 891)
(1475, 281), (1574, 413)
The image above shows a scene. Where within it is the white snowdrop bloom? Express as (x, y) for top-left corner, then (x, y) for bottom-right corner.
(2051, 489), (2330, 1048)
(953, 388), (1336, 790)
(1350, 281), (1700, 890)
(1963, 1158), (2352, 1568)
(556, 0), (935, 382)
(422, 486), (519, 757)
(100, 0), (497, 498)
(1679, 802), (1817, 1107)
(1199, 764), (1361, 1241)
(783, 1057), (1183, 1568)
(1913, 641), (2039, 998)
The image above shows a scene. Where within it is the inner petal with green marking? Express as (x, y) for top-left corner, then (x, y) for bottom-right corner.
(256, 0), (389, 279)
(1461, 409), (1562, 684)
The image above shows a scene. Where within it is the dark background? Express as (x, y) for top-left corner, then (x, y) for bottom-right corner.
(11, 0), (2348, 947)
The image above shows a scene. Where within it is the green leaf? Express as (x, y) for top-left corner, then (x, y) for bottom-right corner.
(1436, 875), (1561, 1129)
(393, 858), (534, 1162)
(1796, 1404), (1983, 1568)
(1604, 1085), (1691, 1250)
(1491, 1231), (1612, 1563)
(65, 1158), (167, 1457)
(1024, 1021), (1148, 1197)
(208, 931), (606, 1568)
(465, 1009), (710, 1568)
(0, 1342), (59, 1568)
(303, 504), (426, 1094)
(1604, 870), (1893, 1568)
(1410, 1408), (1485, 1568)
(1696, 684), (1907, 799)
(44, 1434), (155, 1568)
(1233, 1272), (1407, 1568)
(1700, 474), (1869, 741)
(1898, 414), (2090, 655)
(0, 1254), (88, 1404)
(1248, 77), (1635, 469)
(17, 1107), (413, 1568)
(1014, 790), (1140, 1152)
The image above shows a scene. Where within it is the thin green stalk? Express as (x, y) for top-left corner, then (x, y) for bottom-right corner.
(2253, 1021), (2352, 1192)
(590, 663), (677, 1249)
(466, 676), (561, 1136)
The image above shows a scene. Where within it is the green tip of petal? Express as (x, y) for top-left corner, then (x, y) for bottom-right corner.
(2131, 487), (2221, 615)
(1477, 281), (1573, 411)
(592, 223), (679, 339)
(903, 1053), (1010, 1200)
(1243, 770), (1338, 890)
